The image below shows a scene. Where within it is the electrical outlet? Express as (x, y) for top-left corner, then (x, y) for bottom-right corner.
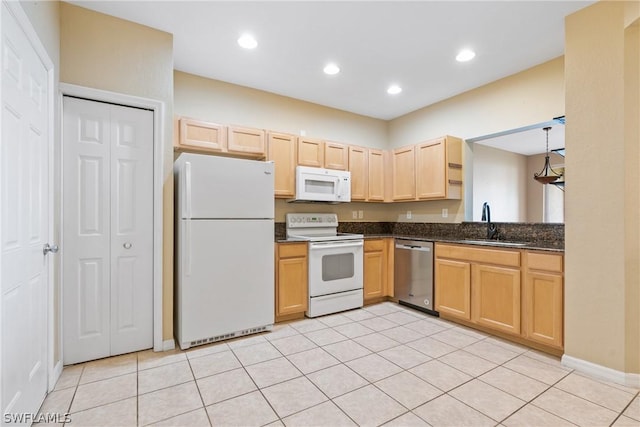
(352, 211), (358, 219)
(442, 208), (448, 218)
(358, 210), (364, 219)
(407, 210), (412, 219)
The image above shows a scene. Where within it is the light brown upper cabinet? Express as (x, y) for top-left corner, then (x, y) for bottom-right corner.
(176, 117), (227, 153)
(416, 136), (463, 200)
(349, 146), (368, 201)
(297, 137), (324, 167)
(368, 149), (385, 201)
(416, 138), (446, 199)
(268, 132), (297, 198)
(227, 125), (266, 158)
(392, 136), (463, 202)
(392, 145), (416, 201)
(175, 117), (266, 159)
(324, 141), (349, 170)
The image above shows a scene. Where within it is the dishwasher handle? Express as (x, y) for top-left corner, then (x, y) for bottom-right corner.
(395, 244), (431, 252)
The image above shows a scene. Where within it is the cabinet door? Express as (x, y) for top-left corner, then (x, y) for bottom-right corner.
(416, 138), (446, 199)
(298, 137), (324, 167)
(178, 117), (226, 152)
(325, 141), (348, 170)
(364, 239), (386, 300)
(368, 149), (385, 201)
(392, 146), (416, 201)
(268, 132), (297, 198)
(471, 264), (521, 335)
(349, 146), (368, 201)
(228, 125), (266, 157)
(524, 271), (563, 348)
(276, 243), (308, 317)
(435, 259), (471, 320)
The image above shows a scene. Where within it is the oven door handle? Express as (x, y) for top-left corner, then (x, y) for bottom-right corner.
(310, 241), (364, 250)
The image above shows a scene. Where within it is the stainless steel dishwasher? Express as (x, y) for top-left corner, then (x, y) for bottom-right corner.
(394, 239), (437, 316)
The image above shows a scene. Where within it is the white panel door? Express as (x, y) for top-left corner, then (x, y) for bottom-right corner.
(63, 97), (153, 364)
(1, 2), (49, 419)
(109, 103), (153, 356)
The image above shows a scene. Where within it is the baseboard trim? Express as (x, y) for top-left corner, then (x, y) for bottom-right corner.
(49, 360), (63, 392)
(162, 339), (175, 351)
(561, 354), (640, 388)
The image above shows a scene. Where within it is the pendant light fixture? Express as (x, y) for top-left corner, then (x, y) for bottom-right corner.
(534, 126), (563, 184)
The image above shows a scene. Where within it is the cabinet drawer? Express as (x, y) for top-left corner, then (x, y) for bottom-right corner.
(526, 252), (563, 273)
(436, 244), (520, 267)
(279, 242), (307, 258)
(364, 239), (385, 252)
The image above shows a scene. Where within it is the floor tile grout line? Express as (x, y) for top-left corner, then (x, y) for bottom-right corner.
(185, 349), (213, 427)
(554, 378), (639, 415)
(523, 368), (607, 427)
(610, 391), (640, 425)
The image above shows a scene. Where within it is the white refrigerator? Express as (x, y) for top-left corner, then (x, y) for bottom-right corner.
(174, 153), (274, 350)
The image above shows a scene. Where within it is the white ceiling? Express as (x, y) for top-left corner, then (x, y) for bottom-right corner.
(69, 0), (594, 121)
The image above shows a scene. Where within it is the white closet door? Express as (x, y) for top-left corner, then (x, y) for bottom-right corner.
(1, 3), (49, 418)
(109, 104), (153, 355)
(63, 97), (153, 364)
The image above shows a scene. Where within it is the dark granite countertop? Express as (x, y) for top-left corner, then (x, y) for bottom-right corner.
(275, 221), (564, 252)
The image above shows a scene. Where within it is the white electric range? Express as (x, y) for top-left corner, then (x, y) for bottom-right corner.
(286, 213), (364, 317)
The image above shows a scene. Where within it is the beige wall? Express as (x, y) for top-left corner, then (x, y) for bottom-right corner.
(20, 0), (62, 368)
(174, 71), (388, 149)
(388, 57), (565, 148)
(60, 3), (175, 342)
(565, 1), (639, 374)
(472, 145), (527, 222)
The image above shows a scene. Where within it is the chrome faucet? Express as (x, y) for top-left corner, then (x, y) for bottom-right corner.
(481, 202), (498, 240)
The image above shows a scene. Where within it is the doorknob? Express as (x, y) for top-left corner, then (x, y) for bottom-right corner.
(43, 243), (59, 255)
(123, 242), (132, 249)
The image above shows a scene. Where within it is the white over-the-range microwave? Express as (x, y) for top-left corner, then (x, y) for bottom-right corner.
(288, 166), (351, 203)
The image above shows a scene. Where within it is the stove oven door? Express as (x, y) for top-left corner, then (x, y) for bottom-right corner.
(308, 240), (363, 297)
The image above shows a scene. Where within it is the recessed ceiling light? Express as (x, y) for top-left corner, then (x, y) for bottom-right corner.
(323, 63), (340, 75)
(238, 34), (257, 49)
(387, 85), (402, 95)
(456, 49), (476, 62)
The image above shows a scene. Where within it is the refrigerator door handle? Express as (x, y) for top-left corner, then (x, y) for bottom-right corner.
(184, 220), (192, 276)
(184, 161), (192, 219)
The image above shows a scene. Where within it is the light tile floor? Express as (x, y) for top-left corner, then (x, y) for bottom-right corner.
(40, 302), (640, 427)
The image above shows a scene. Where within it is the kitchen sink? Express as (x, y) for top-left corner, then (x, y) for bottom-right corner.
(458, 240), (530, 247)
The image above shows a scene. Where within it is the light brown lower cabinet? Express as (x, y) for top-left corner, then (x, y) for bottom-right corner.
(523, 252), (564, 348)
(435, 243), (564, 351)
(472, 264), (521, 335)
(275, 242), (308, 320)
(434, 258), (471, 320)
(364, 239), (386, 301)
(363, 238), (395, 303)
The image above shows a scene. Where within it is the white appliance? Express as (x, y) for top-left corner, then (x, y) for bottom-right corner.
(174, 153), (275, 350)
(286, 213), (363, 317)
(290, 166), (351, 203)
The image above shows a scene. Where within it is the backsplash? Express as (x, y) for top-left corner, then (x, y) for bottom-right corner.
(276, 221), (564, 248)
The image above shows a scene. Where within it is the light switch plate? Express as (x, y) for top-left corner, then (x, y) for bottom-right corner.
(442, 208), (448, 218)
(352, 211), (358, 219)
(407, 210), (412, 219)
(358, 210), (364, 219)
